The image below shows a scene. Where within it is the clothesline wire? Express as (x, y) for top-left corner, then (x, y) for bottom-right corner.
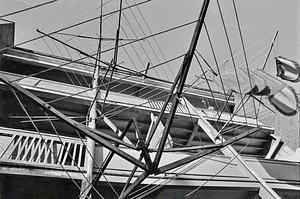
(0, 0), (152, 53)
(216, 0), (248, 123)
(232, 0), (258, 124)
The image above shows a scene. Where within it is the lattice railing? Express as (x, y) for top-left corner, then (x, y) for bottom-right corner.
(148, 99), (261, 125)
(0, 127), (86, 168)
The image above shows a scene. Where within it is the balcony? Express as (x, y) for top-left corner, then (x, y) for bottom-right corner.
(0, 126), (298, 198)
(0, 127), (87, 174)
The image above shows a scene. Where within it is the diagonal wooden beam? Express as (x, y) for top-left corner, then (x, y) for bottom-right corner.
(119, 171), (149, 199)
(99, 113), (132, 144)
(153, 0), (211, 168)
(132, 118), (154, 170)
(0, 73), (148, 171)
(182, 97), (281, 199)
(81, 119), (134, 199)
(265, 135), (282, 159)
(157, 127), (261, 173)
(118, 1), (211, 197)
(187, 123), (199, 146)
(147, 113), (173, 149)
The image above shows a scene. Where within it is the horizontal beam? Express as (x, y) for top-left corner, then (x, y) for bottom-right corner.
(0, 71), (266, 128)
(3, 47), (234, 102)
(148, 143), (220, 153)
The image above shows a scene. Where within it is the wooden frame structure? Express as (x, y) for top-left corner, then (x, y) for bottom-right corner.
(0, 0), (288, 198)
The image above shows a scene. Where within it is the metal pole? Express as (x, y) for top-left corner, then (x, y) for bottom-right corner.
(102, 0), (123, 104)
(262, 31), (279, 70)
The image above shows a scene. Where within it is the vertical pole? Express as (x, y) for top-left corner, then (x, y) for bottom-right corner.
(80, 0), (103, 198)
(112, 0), (123, 70)
(102, 0), (123, 104)
(262, 31), (279, 71)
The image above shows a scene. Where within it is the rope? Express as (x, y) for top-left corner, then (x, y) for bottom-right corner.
(232, 0), (258, 123)
(121, 4), (168, 80)
(132, 0), (176, 79)
(203, 22), (230, 118)
(194, 51), (221, 119)
(216, 0), (248, 123)
(0, 0), (57, 18)
(126, 0), (175, 79)
(0, 0), (152, 53)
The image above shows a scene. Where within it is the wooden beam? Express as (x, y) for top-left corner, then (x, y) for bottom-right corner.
(265, 135), (282, 159)
(83, 119), (133, 198)
(153, 0), (211, 168)
(187, 124), (199, 146)
(146, 113), (173, 149)
(119, 1), (211, 197)
(0, 73), (148, 171)
(132, 118), (154, 170)
(157, 127), (261, 173)
(182, 97), (281, 199)
(100, 114), (132, 144)
(119, 171), (149, 199)
(148, 143), (220, 153)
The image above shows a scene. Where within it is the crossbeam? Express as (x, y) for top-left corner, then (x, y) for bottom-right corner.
(0, 73), (148, 171)
(81, 119), (133, 199)
(119, 1), (211, 198)
(182, 97), (281, 199)
(157, 127), (261, 173)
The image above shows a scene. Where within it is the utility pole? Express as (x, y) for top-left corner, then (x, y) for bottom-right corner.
(80, 0), (103, 198)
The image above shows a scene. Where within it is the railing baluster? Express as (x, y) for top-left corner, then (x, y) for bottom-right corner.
(16, 136), (29, 160)
(51, 141), (57, 164)
(43, 139), (54, 163)
(61, 142), (71, 166)
(9, 135), (23, 159)
(57, 141), (65, 164)
(71, 143), (78, 166)
(36, 139), (47, 163)
(29, 138), (42, 162)
(22, 137), (37, 161)
(78, 143), (83, 167)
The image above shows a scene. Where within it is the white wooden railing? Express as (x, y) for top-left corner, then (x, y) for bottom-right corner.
(0, 127), (86, 169)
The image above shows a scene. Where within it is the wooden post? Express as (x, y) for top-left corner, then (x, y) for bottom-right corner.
(80, 1), (103, 198)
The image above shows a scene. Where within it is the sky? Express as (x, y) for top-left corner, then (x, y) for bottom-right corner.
(1, 0), (299, 148)
(1, 0), (299, 80)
